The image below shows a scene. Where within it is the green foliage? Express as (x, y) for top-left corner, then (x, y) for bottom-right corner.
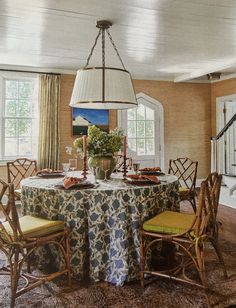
(74, 125), (124, 157)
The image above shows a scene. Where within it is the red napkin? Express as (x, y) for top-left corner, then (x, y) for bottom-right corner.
(63, 177), (84, 189)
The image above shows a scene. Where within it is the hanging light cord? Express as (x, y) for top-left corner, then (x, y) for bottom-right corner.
(84, 26), (126, 70)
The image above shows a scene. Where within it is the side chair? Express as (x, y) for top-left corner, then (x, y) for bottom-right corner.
(114, 154), (133, 172)
(0, 178), (71, 308)
(7, 157), (37, 199)
(140, 172), (227, 289)
(168, 157), (198, 212)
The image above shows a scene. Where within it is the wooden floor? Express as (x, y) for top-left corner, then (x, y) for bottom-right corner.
(218, 203), (236, 244)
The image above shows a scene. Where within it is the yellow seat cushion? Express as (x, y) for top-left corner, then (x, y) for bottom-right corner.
(179, 187), (189, 193)
(2, 215), (64, 238)
(15, 188), (22, 194)
(143, 211), (195, 234)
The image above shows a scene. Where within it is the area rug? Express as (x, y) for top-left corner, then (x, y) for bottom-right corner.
(0, 238), (236, 308)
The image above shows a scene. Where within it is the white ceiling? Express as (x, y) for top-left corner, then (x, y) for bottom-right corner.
(1, 0), (236, 82)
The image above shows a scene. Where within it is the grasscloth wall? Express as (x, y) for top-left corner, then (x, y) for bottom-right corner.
(1, 75), (235, 181)
(133, 80), (211, 178)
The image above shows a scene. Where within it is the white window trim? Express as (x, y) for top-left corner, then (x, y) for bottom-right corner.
(118, 92), (164, 170)
(0, 71), (38, 165)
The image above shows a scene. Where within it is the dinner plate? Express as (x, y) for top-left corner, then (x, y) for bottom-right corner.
(126, 177), (156, 185)
(55, 181), (95, 190)
(37, 172), (65, 178)
(139, 171), (165, 176)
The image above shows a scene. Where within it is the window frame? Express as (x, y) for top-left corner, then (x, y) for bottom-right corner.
(0, 71), (38, 164)
(118, 92), (164, 170)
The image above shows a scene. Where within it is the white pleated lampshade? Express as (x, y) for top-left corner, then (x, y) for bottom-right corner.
(69, 67), (137, 109)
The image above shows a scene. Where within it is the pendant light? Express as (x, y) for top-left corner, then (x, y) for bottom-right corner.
(70, 20), (137, 109)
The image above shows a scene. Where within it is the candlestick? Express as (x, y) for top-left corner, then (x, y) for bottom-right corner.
(123, 136), (127, 157)
(82, 135), (88, 179)
(123, 136), (127, 179)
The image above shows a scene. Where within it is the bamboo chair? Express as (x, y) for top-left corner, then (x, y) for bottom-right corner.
(7, 157), (37, 199)
(114, 154), (133, 172)
(168, 157), (198, 212)
(0, 178), (71, 308)
(140, 174), (227, 289)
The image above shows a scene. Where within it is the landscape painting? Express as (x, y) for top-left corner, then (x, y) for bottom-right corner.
(72, 108), (109, 135)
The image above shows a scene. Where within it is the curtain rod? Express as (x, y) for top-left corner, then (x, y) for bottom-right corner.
(0, 68), (61, 75)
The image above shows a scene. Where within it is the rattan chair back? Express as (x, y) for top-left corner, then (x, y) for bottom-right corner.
(7, 157), (37, 189)
(114, 154), (133, 171)
(168, 157), (198, 211)
(168, 157), (198, 191)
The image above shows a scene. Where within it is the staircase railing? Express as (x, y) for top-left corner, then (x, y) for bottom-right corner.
(211, 113), (236, 175)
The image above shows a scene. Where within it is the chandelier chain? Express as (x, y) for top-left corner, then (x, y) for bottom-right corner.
(102, 29), (105, 67)
(84, 29), (102, 68)
(106, 29), (126, 70)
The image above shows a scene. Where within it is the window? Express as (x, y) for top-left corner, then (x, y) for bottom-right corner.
(0, 73), (39, 161)
(127, 104), (155, 155)
(119, 93), (164, 169)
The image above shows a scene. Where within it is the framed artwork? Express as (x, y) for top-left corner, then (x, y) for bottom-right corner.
(72, 108), (109, 136)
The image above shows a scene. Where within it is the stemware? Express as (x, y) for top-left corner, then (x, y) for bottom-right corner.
(132, 162), (140, 174)
(62, 163), (70, 176)
(69, 158), (77, 176)
(101, 159), (111, 181)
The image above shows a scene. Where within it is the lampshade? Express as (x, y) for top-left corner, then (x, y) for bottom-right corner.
(70, 67), (137, 109)
(70, 20), (137, 110)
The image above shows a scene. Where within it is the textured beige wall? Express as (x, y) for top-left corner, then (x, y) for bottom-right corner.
(211, 78), (236, 135)
(133, 80), (212, 178)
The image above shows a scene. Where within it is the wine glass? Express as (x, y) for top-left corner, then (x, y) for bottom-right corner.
(132, 162), (140, 174)
(102, 159), (111, 181)
(69, 159), (77, 176)
(62, 163), (70, 176)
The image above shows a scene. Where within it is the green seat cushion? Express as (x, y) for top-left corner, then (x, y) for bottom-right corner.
(2, 215), (64, 238)
(179, 187), (189, 193)
(143, 210), (195, 234)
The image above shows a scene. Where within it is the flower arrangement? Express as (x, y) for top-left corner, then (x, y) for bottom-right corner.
(74, 125), (124, 157)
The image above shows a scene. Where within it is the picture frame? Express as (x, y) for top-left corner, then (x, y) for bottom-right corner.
(71, 107), (109, 136)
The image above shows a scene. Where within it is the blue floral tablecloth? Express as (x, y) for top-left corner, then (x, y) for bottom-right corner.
(21, 173), (179, 286)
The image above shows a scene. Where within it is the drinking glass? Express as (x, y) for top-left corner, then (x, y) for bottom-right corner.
(62, 163), (70, 176)
(101, 159), (111, 181)
(133, 162), (140, 174)
(69, 159), (77, 176)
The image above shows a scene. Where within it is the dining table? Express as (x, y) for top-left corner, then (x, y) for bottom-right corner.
(21, 172), (180, 286)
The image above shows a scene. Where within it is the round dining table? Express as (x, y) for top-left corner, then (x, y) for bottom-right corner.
(21, 173), (179, 286)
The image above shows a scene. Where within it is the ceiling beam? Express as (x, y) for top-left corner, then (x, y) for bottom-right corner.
(174, 62), (236, 83)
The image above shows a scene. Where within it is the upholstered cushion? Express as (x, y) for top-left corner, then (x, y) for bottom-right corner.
(179, 187), (189, 193)
(143, 210), (195, 234)
(2, 215), (64, 238)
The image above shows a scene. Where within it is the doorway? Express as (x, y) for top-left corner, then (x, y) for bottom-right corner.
(118, 93), (164, 169)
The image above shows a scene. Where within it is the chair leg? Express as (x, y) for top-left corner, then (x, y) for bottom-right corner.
(10, 249), (20, 308)
(190, 197), (197, 213)
(210, 238), (228, 278)
(140, 233), (145, 287)
(195, 242), (207, 287)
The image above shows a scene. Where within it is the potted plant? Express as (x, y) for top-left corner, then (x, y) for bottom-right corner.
(74, 126), (124, 179)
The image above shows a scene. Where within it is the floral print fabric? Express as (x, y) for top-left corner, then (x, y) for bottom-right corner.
(21, 175), (180, 286)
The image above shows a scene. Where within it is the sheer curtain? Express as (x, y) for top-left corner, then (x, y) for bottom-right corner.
(38, 74), (60, 170)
